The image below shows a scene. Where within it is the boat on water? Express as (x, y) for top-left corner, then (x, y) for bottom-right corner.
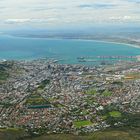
(77, 57), (85, 59)
(78, 59), (96, 62)
(78, 60), (87, 62)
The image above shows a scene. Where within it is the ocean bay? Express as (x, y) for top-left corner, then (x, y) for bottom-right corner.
(0, 35), (140, 65)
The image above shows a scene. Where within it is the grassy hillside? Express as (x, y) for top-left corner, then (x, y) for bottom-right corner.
(23, 128), (140, 140)
(0, 127), (139, 140)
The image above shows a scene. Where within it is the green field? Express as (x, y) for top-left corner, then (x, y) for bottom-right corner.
(102, 90), (112, 97)
(85, 89), (97, 95)
(73, 120), (93, 128)
(25, 93), (50, 106)
(109, 111), (122, 118)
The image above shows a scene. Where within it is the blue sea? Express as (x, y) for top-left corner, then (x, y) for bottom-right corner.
(0, 35), (140, 65)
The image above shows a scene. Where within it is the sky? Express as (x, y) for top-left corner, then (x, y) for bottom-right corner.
(0, 0), (140, 30)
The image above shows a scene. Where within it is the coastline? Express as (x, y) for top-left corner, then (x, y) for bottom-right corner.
(0, 34), (140, 62)
(2, 34), (140, 49)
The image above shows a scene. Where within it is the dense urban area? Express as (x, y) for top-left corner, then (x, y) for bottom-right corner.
(0, 59), (140, 140)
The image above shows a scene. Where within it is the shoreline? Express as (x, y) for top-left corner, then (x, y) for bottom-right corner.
(2, 34), (140, 49)
(0, 34), (140, 62)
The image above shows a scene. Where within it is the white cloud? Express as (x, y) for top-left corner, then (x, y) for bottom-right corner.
(4, 19), (31, 24)
(0, 0), (139, 28)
